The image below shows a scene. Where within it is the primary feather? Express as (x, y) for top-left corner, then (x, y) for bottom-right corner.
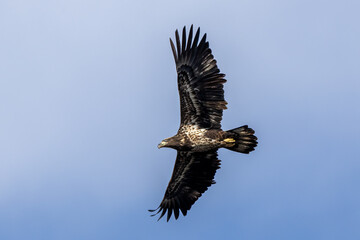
(171, 25), (227, 129)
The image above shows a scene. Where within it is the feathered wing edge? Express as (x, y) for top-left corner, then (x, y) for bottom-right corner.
(149, 151), (221, 221)
(170, 25), (227, 129)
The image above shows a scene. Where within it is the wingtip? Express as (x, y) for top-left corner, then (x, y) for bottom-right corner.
(189, 24), (194, 33)
(148, 206), (160, 212)
(166, 208), (172, 222)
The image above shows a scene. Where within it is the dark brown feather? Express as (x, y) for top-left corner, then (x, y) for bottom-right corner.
(170, 25), (227, 129)
(149, 150), (221, 221)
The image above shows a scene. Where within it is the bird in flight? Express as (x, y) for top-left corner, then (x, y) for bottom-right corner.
(149, 25), (257, 221)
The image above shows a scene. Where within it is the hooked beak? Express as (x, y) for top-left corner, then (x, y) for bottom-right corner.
(158, 141), (167, 149)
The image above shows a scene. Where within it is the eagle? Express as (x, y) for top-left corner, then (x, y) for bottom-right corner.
(149, 25), (257, 221)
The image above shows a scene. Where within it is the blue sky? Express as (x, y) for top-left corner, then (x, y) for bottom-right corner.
(1, 0), (359, 239)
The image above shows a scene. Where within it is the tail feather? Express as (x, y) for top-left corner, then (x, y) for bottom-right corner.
(225, 125), (257, 154)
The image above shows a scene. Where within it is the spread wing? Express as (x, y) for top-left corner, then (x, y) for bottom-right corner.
(149, 150), (220, 221)
(170, 25), (227, 129)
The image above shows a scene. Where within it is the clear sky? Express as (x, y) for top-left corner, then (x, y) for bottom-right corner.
(1, 0), (359, 239)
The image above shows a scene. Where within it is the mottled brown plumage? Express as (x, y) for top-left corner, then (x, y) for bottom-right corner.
(150, 25), (257, 221)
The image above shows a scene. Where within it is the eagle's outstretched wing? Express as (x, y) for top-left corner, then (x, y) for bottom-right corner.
(170, 25), (227, 129)
(149, 150), (220, 221)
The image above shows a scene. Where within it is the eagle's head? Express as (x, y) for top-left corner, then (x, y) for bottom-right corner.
(157, 140), (168, 149)
(158, 136), (184, 150)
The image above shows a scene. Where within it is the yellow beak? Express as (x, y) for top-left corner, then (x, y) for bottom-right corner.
(158, 141), (166, 149)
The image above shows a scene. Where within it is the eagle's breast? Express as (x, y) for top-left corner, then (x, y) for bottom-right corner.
(179, 125), (221, 152)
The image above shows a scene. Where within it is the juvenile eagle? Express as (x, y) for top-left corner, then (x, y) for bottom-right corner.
(149, 25), (257, 221)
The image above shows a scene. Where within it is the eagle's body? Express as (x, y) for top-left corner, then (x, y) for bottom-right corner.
(163, 127), (235, 152)
(150, 25), (257, 221)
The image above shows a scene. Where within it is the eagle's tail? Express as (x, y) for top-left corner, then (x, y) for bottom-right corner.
(224, 125), (257, 154)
